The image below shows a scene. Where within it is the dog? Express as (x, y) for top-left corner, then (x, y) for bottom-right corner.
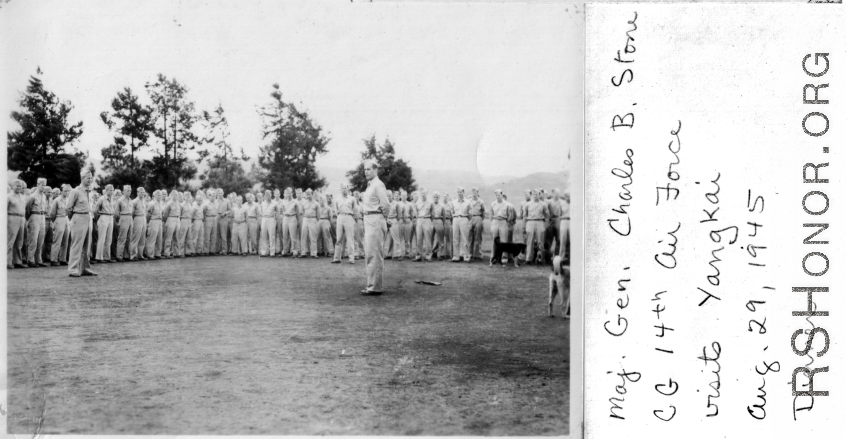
(548, 255), (570, 319)
(490, 236), (524, 267)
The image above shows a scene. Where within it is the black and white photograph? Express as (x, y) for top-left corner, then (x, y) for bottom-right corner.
(2, 0), (580, 435)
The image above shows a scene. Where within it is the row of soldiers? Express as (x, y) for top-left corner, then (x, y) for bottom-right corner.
(7, 175), (570, 271)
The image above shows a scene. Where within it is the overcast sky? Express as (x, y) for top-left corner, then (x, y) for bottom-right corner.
(1, 0), (583, 179)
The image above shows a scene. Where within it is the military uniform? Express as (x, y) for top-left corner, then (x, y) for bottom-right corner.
(280, 198), (300, 256)
(231, 204), (248, 254)
(332, 195), (357, 263)
(299, 198), (320, 257)
(25, 189), (48, 266)
(559, 197), (570, 261)
(362, 177), (389, 292)
(189, 201), (204, 255)
(354, 202), (365, 258)
(245, 201), (259, 254)
(441, 200), (453, 260)
(415, 198), (434, 261)
(524, 199), (549, 263)
(490, 199), (510, 252)
(468, 197), (485, 259)
(545, 197), (562, 257)
(94, 194), (116, 261)
(401, 200), (413, 258)
(145, 198), (164, 258)
(65, 185), (93, 276)
(48, 194), (70, 264)
(129, 196), (148, 260)
(259, 199), (277, 256)
(318, 204), (333, 256)
(451, 198), (471, 261)
(161, 198), (181, 258)
(216, 197), (231, 255)
(384, 199), (403, 259)
(176, 199), (192, 257)
(7, 191), (27, 267)
(114, 195), (133, 261)
(430, 201), (445, 259)
(202, 199), (218, 255)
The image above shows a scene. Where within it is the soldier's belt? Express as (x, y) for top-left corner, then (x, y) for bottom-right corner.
(494, 217), (508, 220)
(284, 214), (297, 217)
(234, 220), (246, 224)
(472, 214), (483, 217)
(31, 211), (45, 215)
(8, 212), (23, 217)
(247, 216), (257, 219)
(338, 213), (353, 216)
(56, 214), (67, 218)
(167, 215), (179, 218)
(133, 214), (145, 218)
(206, 215), (218, 218)
(71, 211), (90, 215)
(561, 217), (571, 220)
(455, 215), (468, 218)
(527, 219), (544, 221)
(121, 213), (132, 216)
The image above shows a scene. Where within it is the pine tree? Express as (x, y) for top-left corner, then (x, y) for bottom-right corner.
(198, 103), (254, 194)
(98, 87), (154, 190)
(7, 69), (86, 187)
(347, 135), (416, 193)
(256, 83), (329, 191)
(144, 74), (199, 188)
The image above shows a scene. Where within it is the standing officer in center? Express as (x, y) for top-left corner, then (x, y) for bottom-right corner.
(65, 170), (97, 277)
(360, 159), (390, 295)
(414, 188), (434, 262)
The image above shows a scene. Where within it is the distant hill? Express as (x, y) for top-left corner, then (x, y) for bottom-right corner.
(317, 166), (568, 202)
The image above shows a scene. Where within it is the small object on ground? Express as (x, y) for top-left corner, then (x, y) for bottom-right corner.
(414, 280), (442, 286)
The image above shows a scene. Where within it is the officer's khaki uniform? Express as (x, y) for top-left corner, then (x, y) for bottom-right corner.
(161, 200), (181, 257)
(333, 195), (356, 262)
(415, 199), (434, 261)
(280, 198), (300, 256)
(363, 178), (389, 292)
(384, 201), (403, 258)
(431, 202), (445, 258)
(490, 200), (510, 253)
(468, 198), (485, 259)
(129, 197), (147, 259)
(545, 198), (562, 256)
(174, 200), (191, 256)
(441, 201), (453, 259)
(401, 201), (413, 258)
(245, 202), (259, 254)
(505, 201), (517, 243)
(354, 203), (365, 257)
(94, 195), (116, 260)
(188, 202), (204, 255)
(48, 195), (70, 263)
(145, 200), (164, 258)
(299, 199), (320, 257)
(25, 190), (47, 265)
(202, 200), (218, 255)
(524, 200), (549, 262)
(7, 192), (27, 266)
(274, 198), (285, 255)
(318, 205), (333, 256)
(559, 198), (570, 260)
(259, 200), (277, 256)
(216, 198), (231, 254)
(231, 205), (248, 254)
(114, 196), (132, 260)
(65, 185), (93, 276)
(451, 199), (471, 261)
(408, 202), (418, 258)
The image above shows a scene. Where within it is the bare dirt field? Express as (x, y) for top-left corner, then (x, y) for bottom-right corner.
(6, 238), (569, 435)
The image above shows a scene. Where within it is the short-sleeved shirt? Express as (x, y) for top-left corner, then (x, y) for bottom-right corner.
(49, 196), (68, 218)
(452, 199), (471, 218)
(469, 198), (485, 217)
(26, 192), (47, 215)
(95, 196), (116, 215)
(319, 205), (332, 220)
(131, 198), (147, 217)
(192, 203), (204, 220)
(164, 201), (181, 218)
(431, 203), (445, 221)
(491, 200), (510, 220)
(525, 200), (549, 221)
(443, 202), (453, 220)
(232, 206), (247, 222)
(547, 199), (562, 218)
(280, 199), (299, 216)
(66, 186), (92, 215)
(335, 195), (357, 216)
(147, 201), (163, 220)
(387, 201), (400, 219)
(259, 200), (277, 218)
(416, 200), (434, 219)
(217, 199), (231, 217)
(245, 202), (260, 218)
(116, 197), (132, 215)
(202, 200), (217, 218)
(8, 193), (26, 216)
(302, 200), (320, 218)
(560, 199), (571, 220)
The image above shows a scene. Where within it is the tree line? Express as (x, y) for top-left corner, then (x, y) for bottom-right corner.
(7, 69), (417, 194)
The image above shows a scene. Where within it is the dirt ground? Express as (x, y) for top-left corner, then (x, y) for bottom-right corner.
(6, 235), (569, 435)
